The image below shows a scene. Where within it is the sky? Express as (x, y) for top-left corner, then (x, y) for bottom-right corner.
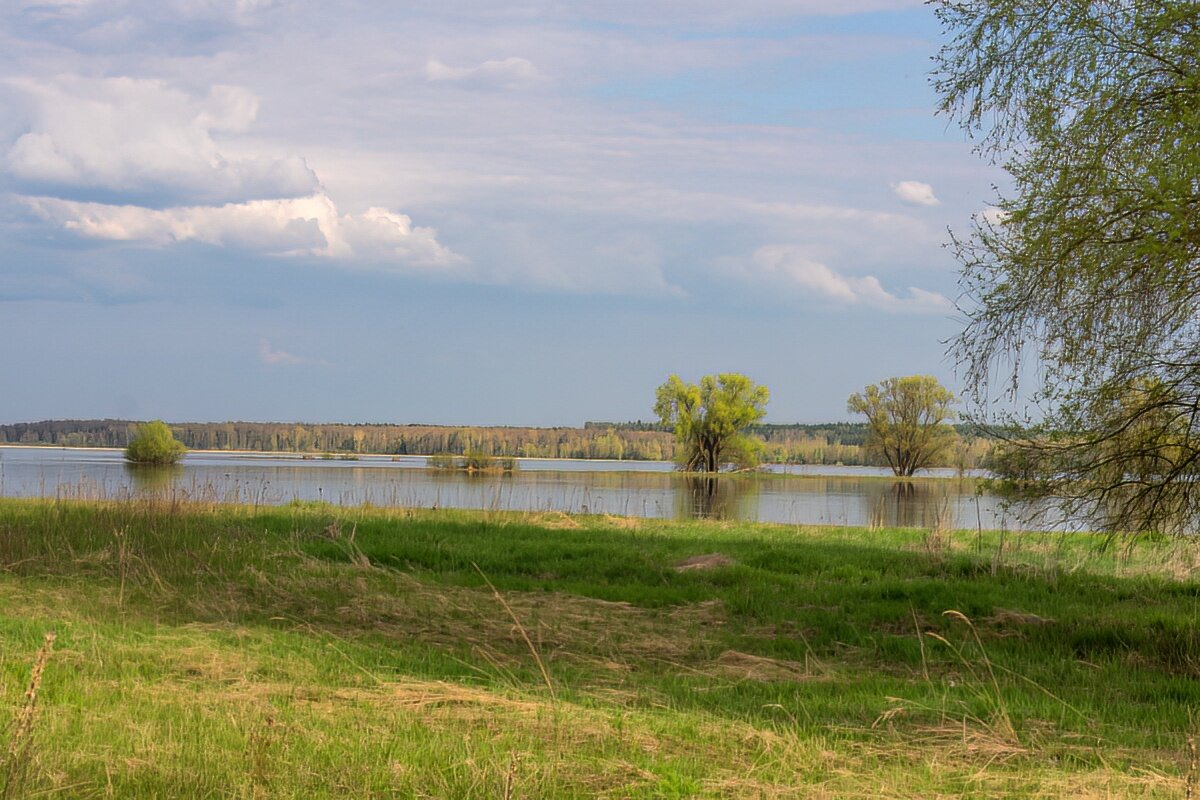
(0, 0), (1005, 426)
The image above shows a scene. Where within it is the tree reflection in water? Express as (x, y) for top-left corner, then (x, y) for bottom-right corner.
(125, 464), (183, 497)
(866, 481), (955, 529)
(677, 475), (760, 520)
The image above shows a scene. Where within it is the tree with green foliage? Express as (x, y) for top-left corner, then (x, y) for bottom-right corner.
(847, 376), (956, 477)
(654, 374), (769, 473)
(125, 420), (187, 465)
(932, 1), (1200, 532)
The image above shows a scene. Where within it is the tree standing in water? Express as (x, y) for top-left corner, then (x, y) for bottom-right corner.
(654, 373), (769, 473)
(848, 376), (955, 477)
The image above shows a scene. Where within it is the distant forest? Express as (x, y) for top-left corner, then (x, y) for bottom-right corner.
(0, 419), (993, 469)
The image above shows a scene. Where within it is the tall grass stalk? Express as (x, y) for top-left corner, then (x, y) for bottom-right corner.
(2, 631), (56, 800)
(928, 611), (1017, 744)
(473, 563), (555, 701)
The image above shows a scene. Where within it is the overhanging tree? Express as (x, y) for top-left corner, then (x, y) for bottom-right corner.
(847, 376), (957, 477)
(932, 0), (1200, 533)
(654, 373), (769, 473)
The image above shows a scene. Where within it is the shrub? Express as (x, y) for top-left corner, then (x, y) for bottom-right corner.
(124, 420), (187, 465)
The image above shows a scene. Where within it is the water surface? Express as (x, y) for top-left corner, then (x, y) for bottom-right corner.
(0, 446), (1037, 529)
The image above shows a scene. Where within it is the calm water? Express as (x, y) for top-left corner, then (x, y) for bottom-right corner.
(0, 446), (1040, 529)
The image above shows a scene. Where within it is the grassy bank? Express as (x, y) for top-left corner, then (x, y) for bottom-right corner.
(0, 499), (1197, 797)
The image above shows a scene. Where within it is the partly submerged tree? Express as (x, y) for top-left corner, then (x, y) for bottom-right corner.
(654, 374), (769, 473)
(125, 420), (187, 466)
(932, 1), (1200, 532)
(847, 376), (956, 477)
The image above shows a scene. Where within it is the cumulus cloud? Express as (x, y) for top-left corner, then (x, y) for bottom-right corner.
(4, 76), (317, 205)
(25, 193), (464, 269)
(423, 57), (543, 90)
(890, 180), (940, 207)
(742, 245), (952, 313)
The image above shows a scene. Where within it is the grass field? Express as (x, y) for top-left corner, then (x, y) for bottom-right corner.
(1, 497), (1198, 797)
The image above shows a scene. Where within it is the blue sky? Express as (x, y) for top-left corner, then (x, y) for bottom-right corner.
(0, 0), (1003, 426)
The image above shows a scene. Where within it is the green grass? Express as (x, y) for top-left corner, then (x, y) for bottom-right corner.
(1, 498), (1198, 797)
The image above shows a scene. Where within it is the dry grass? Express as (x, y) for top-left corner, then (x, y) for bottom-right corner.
(535, 511), (583, 530)
(673, 553), (737, 572)
(983, 609), (1057, 629)
(712, 650), (819, 682)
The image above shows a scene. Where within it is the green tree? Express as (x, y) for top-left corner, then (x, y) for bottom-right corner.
(847, 376), (956, 477)
(125, 420), (187, 466)
(932, 1), (1200, 532)
(654, 373), (769, 473)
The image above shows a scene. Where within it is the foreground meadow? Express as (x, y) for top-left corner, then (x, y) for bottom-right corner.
(0, 499), (1198, 798)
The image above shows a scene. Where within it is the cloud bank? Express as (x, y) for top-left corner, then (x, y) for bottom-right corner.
(6, 75), (463, 271)
(26, 193), (464, 268)
(0, 1), (981, 303)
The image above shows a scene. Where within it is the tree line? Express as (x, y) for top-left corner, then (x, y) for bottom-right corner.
(0, 418), (992, 469)
(0, 420), (669, 460)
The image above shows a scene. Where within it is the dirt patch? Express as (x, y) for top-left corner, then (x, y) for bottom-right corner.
(673, 553), (736, 572)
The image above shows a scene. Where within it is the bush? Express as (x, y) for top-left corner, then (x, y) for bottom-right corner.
(125, 420), (187, 465)
(426, 452), (518, 473)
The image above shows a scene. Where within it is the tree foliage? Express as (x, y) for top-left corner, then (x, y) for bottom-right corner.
(847, 376), (956, 477)
(124, 420), (187, 466)
(654, 374), (769, 473)
(932, 1), (1200, 532)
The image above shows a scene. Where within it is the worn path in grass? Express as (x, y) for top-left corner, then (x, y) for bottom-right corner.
(0, 499), (1198, 797)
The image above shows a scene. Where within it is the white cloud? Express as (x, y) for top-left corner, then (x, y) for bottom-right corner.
(423, 58), (543, 90)
(25, 193), (464, 269)
(258, 338), (328, 367)
(740, 245), (953, 313)
(890, 180), (940, 207)
(4, 76), (317, 204)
